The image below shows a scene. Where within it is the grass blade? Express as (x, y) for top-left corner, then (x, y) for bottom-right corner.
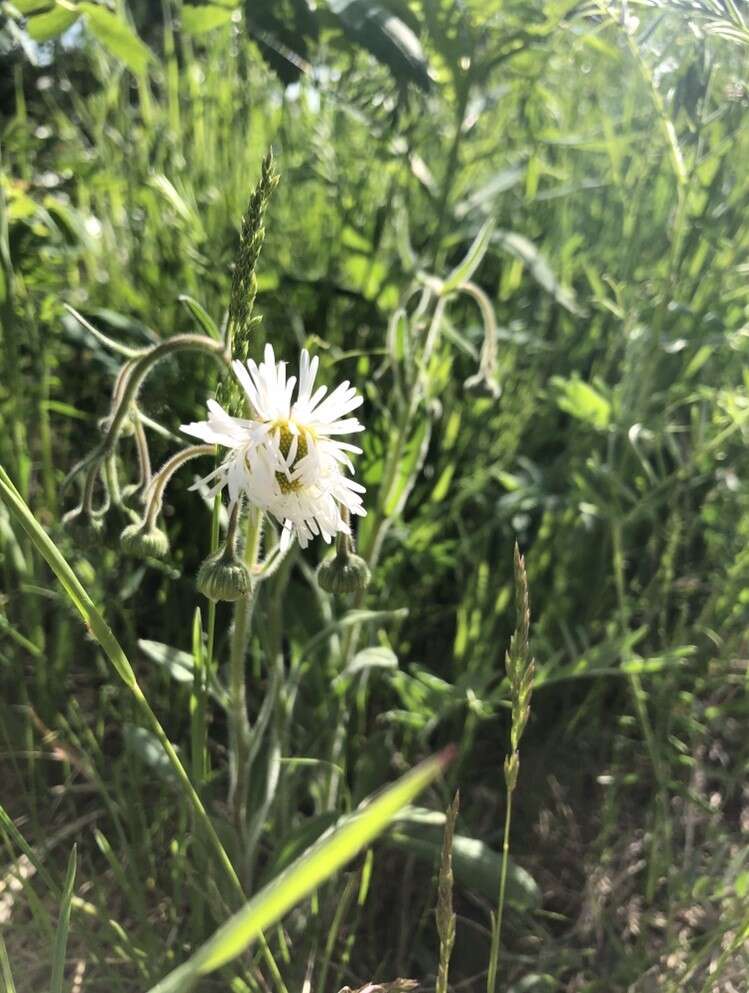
(0, 933), (18, 993)
(50, 845), (77, 993)
(146, 747), (454, 993)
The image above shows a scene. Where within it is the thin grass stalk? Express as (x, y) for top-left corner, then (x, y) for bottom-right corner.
(487, 792), (513, 993)
(436, 791), (459, 993)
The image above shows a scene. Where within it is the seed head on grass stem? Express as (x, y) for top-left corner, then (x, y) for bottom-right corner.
(504, 542), (534, 790)
(487, 542), (535, 993)
(226, 150), (280, 391)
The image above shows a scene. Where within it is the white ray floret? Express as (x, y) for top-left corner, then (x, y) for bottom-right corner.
(181, 344), (366, 548)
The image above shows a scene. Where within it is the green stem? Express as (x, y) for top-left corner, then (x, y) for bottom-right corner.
(143, 444), (214, 527)
(205, 493), (221, 674)
(487, 788), (514, 993)
(228, 506), (263, 846)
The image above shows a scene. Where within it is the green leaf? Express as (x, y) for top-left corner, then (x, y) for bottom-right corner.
(178, 295), (222, 340)
(149, 175), (205, 236)
(455, 164), (526, 219)
(551, 375), (611, 431)
(139, 639), (195, 684)
(26, 6), (79, 42)
(0, 934), (18, 993)
(334, 646), (398, 688)
(79, 3), (152, 75)
(442, 219), (495, 295)
(50, 845), (77, 993)
(181, 4), (234, 33)
(383, 418), (431, 517)
(302, 608), (408, 656)
(494, 229), (582, 314)
(123, 725), (180, 787)
(329, 0), (431, 90)
(145, 749), (452, 992)
(387, 807), (541, 910)
(735, 872), (749, 899)
(14, 0), (52, 13)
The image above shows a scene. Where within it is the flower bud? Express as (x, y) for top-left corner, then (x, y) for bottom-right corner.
(196, 547), (251, 602)
(120, 521), (169, 559)
(316, 551), (371, 595)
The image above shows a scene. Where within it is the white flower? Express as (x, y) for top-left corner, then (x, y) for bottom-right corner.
(181, 344), (366, 548)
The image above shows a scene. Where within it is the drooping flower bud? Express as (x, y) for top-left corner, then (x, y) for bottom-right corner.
(120, 521), (169, 559)
(316, 550), (371, 595)
(196, 546), (251, 602)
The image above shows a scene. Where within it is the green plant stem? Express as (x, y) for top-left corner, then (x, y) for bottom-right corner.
(206, 492), (221, 674)
(228, 506), (263, 848)
(487, 788), (513, 993)
(143, 444), (214, 527)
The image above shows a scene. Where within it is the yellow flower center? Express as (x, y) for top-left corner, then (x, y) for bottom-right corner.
(274, 420), (309, 494)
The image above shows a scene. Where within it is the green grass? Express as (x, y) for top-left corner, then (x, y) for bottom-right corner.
(1, 2), (748, 991)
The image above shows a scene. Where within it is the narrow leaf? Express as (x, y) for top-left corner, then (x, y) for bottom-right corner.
(50, 845), (77, 993)
(181, 5), (234, 33)
(178, 295), (222, 340)
(26, 6), (78, 42)
(442, 220), (495, 295)
(336, 646), (398, 684)
(0, 933), (17, 993)
(79, 3), (152, 75)
(494, 230), (582, 314)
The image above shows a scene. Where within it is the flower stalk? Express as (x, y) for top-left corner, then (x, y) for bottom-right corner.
(227, 504), (264, 876)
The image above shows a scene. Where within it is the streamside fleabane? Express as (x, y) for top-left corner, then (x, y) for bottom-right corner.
(181, 344), (366, 548)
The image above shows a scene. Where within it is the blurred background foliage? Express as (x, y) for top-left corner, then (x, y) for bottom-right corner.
(0, 0), (748, 990)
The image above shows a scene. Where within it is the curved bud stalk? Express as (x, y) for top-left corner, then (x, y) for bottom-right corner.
(63, 332), (230, 534)
(143, 444), (215, 528)
(461, 280), (501, 399)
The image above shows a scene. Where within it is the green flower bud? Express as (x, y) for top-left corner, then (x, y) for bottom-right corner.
(120, 521), (169, 559)
(316, 551), (371, 595)
(196, 547), (251, 602)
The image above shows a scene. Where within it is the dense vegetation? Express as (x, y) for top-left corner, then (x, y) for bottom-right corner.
(0, 2), (748, 991)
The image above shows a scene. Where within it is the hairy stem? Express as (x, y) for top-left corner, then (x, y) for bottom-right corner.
(228, 505), (263, 851)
